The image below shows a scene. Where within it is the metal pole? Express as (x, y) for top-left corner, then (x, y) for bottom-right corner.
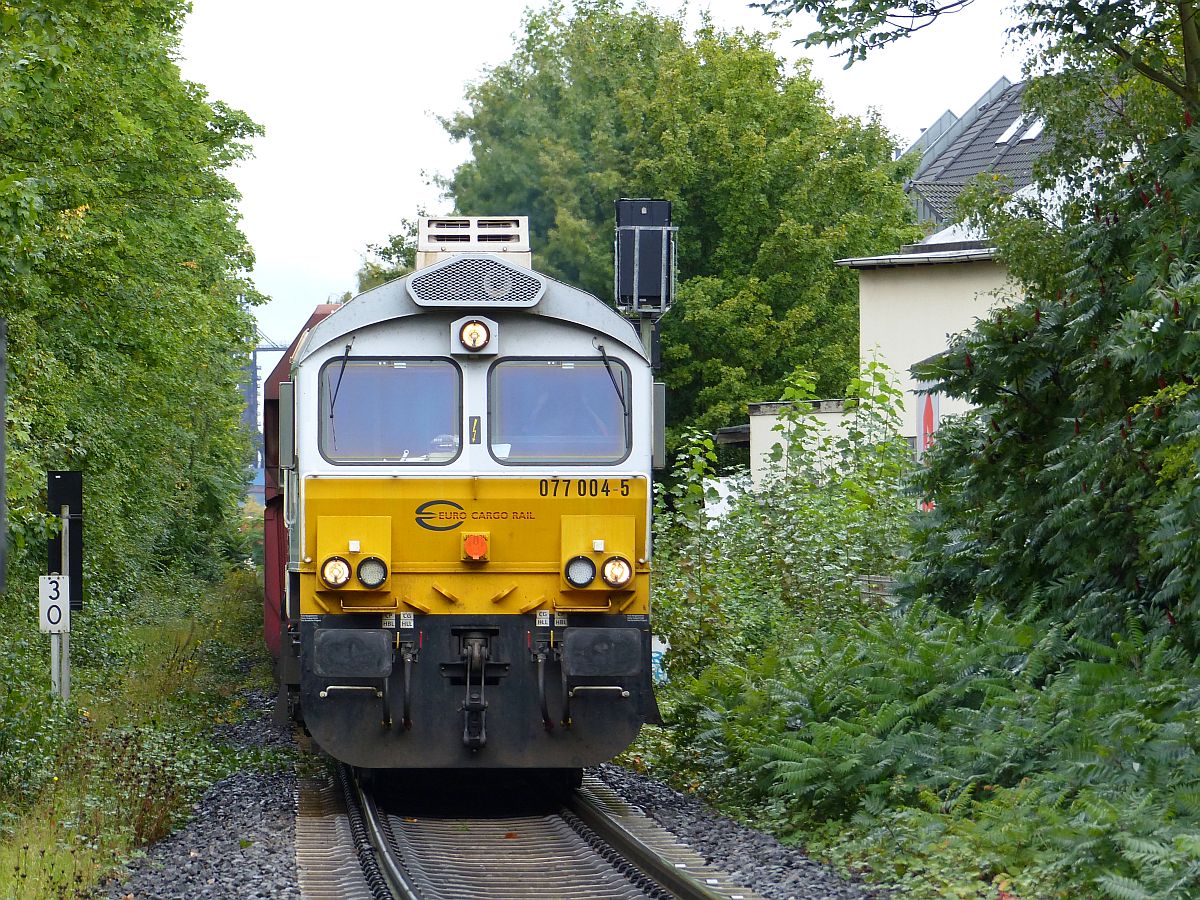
(60, 504), (70, 700)
(61, 632), (70, 701)
(639, 316), (654, 363)
(50, 633), (60, 696)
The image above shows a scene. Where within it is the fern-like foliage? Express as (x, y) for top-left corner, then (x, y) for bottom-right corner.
(665, 599), (1200, 897)
(650, 128), (1200, 894)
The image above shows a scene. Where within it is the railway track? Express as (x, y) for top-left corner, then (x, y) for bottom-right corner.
(296, 767), (764, 900)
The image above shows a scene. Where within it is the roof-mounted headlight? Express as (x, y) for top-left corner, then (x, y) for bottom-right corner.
(459, 319), (491, 352)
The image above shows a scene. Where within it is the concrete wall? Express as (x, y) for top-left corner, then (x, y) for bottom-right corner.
(749, 400), (850, 488)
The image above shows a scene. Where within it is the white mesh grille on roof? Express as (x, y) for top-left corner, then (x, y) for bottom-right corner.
(407, 256), (545, 308)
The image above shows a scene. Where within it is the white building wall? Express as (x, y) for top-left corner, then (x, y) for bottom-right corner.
(747, 257), (1020, 486)
(858, 259), (1018, 436)
(749, 400), (850, 488)
(749, 403), (786, 485)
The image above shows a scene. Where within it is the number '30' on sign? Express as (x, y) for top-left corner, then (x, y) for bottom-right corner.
(39, 575), (71, 634)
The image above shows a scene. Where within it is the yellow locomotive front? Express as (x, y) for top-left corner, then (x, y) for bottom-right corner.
(273, 217), (663, 771)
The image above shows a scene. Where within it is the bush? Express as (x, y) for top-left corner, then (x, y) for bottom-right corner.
(652, 360), (913, 676)
(0, 594), (73, 807)
(648, 357), (1200, 897)
(673, 602), (1200, 897)
(0, 571), (289, 897)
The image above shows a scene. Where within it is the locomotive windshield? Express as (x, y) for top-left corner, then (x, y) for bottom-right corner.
(489, 359), (629, 463)
(318, 358), (461, 463)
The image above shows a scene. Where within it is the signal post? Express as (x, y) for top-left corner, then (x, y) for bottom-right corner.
(44, 471), (82, 700)
(614, 199), (675, 470)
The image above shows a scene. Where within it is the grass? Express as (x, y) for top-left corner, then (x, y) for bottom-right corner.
(1, 805), (113, 899)
(0, 568), (292, 899)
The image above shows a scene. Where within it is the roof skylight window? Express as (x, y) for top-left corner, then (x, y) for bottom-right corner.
(995, 116), (1026, 145)
(1019, 118), (1045, 142)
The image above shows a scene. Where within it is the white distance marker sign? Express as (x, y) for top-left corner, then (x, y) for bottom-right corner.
(39, 575), (71, 634)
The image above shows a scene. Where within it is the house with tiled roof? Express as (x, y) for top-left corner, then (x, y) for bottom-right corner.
(905, 77), (1050, 225)
(731, 78), (1051, 486)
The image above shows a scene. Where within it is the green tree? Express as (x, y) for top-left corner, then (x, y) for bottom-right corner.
(438, 0), (918, 436)
(356, 216), (420, 292)
(627, 9), (1200, 895)
(759, 0), (1200, 117)
(759, 1), (1200, 640)
(0, 0), (262, 583)
(907, 128), (1200, 645)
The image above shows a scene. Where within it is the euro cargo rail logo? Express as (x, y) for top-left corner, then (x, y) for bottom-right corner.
(415, 499), (465, 531)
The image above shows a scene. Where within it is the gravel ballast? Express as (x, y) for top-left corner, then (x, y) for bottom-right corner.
(100, 690), (882, 899)
(597, 763), (886, 900)
(101, 770), (300, 900)
(100, 690), (299, 900)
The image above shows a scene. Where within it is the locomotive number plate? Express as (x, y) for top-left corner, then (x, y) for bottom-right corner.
(537, 477), (630, 498)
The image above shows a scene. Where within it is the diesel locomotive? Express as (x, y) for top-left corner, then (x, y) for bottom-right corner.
(262, 215), (666, 773)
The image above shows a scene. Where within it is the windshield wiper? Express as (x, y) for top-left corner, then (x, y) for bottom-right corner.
(596, 343), (628, 419)
(328, 336), (356, 418)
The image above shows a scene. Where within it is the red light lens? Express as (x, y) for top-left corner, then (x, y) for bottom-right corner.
(464, 533), (489, 560)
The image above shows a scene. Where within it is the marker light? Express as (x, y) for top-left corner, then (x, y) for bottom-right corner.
(564, 555), (597, 588)
(459, 319), (491, 352)
(463, 533), (489, 561)
(321, 556), (352, 588)
(357, 556), (388, 589)
(601, 556), (633, 588)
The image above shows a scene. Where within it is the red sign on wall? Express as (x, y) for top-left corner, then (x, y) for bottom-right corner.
(915, 388), (940, 512)
(915, 389), (940, 460)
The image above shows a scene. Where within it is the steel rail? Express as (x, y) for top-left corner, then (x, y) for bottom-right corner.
(348, 765), (753, 900)
(566, 790), (729, 900)
(350, 768), (422, 900)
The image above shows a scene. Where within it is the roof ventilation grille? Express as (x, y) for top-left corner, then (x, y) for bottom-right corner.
(407, 255), (546, 308)
(415, 215), (532, 270)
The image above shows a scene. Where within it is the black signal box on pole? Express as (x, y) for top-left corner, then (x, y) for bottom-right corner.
(48, 471), (83, 610)
(615, 199), (673, 314)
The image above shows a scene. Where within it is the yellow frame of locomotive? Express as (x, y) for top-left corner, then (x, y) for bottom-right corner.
(299, 476), (650, 618)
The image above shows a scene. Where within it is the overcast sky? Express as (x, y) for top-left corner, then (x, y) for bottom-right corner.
(178, 0), (1020, 347)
